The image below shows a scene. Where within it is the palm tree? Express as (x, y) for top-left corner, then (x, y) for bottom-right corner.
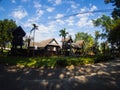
(28, 24), (38, 57)
(28, 24), (38, 48)
(59, 28), (68, 40)
(31, 24), (38, 47)
(59, 28), (68, 55)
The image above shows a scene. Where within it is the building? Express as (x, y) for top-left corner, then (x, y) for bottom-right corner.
(29, 38), (60, 56)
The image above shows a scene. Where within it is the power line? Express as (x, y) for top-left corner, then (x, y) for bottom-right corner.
(26, 8), (113, 33)
(53, 9), (113, 20)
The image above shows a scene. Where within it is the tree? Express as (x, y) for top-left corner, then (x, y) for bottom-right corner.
(108, 19), (120, 49)
(93, 15), (113, 41)
(30, 24), (38, 48)
(59, 28), (68, 55)
(94, 30), (100, 54)
(75, 32), (94, 54)
(59, 28), (68, 41)
(93, 15), (120, 50)
(0, 19), (17, 53)
(104, 0), (120, 19)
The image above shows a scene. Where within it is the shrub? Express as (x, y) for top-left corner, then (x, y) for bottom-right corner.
(55, 59), (68, 67)
(94, 54), (114, 63)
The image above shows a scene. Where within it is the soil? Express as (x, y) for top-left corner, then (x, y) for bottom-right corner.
(0, 58), (120, 90)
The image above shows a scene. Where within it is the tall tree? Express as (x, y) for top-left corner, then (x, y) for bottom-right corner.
(30, 24), (38, 47)
(93, 15), (120, 50)
(94, 30), (100, 54)
(59, 28), (68, 41)
(104, 0), (120, 19)
(0, 19), (17, 53)
(93, 15), (113, 41)
(108, 19), (120, 49)
(59, 28), (68, 55)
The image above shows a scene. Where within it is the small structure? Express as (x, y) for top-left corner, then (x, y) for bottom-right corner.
(72, 40), (85, 56)
(10, 26), (26, 56)
(30, 38), (60, 56)
(12, 26), (26, 49)
(61, 36), (73, 56)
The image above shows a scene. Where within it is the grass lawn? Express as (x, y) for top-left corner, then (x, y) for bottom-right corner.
(0, 56), (95, 68)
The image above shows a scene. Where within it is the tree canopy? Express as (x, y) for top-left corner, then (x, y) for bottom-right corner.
(93, 15), (120, 49)
(104, 0), (120, 19)
(0, 19), (17, 52)
(59, 28), (68, 40)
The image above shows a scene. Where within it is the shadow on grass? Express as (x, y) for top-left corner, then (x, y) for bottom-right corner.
(0, 58), (120, 90)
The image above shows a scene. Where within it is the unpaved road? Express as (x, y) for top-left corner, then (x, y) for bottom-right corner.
(0, 58), (120, 90)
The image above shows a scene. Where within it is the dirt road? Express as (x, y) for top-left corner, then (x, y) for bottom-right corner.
(0, 58), (120, 90)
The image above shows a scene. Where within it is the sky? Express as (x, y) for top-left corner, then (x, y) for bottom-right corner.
(0, 0), (114, 44)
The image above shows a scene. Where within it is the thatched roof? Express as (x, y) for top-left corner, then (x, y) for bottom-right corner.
(72, 40), (85, 49)
(30, 38), (60, 48)
(75, 40), (85, 46)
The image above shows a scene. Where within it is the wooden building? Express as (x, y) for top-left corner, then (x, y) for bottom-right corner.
(29, 38), (60, 56)
(12, 26), (26, 49)
(71, 40), (85, 56)
(61, 36), (73, 56)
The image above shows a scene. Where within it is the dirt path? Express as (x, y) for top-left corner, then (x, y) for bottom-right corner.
(0, 58), (120, 90)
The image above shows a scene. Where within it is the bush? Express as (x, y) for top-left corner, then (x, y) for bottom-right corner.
(55, 59), (68, 67)
(94, 54), (114, 63)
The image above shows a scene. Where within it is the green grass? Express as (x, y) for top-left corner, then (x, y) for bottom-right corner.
(0, 56), (95, 68)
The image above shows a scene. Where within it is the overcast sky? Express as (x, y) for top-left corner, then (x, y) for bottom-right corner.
(0, 0), (114, 43)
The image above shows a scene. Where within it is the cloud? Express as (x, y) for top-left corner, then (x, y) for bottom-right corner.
(90, 5), (97, 11)
(11, 0), (16, 3)
(55, 0), (61, 5)
(77, 16), (93, 28)
(33, 1), (42, 8)
(28, 23), (57, 42)
(36, 9), (44, 17)
(56, 19), (65, 24)
(76, 6), (97, 28)
(70, 1), (79, 9)
(11, 6), (28, 19)
(71, 4), (77, 9)
(46, 7), (55, 12)
(55, 13), (64, 19)
(65, 16), (74, 26)
(48, 0), (62, 5)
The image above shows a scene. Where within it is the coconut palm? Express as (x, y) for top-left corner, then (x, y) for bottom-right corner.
(59, 28), (68, 55)
(28, 24), (38, 48)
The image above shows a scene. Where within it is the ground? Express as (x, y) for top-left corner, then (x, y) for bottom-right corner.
(0, 58), (120, 90)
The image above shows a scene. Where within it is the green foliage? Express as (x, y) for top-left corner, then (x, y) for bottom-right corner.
(59, 28), (68, 39)
(1, 55), (115, 68)
(59, 28), (69, 55)
(93, 15), (113, 33)
(93, 15), (120, 49)
(0, 56), (95, 68)
(108, 19), (120, 47)
(94, 54), (114, 63)
(75, 32), (95, 53)
(104, 0), (120, 19)
(0, 19), (17, 53)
